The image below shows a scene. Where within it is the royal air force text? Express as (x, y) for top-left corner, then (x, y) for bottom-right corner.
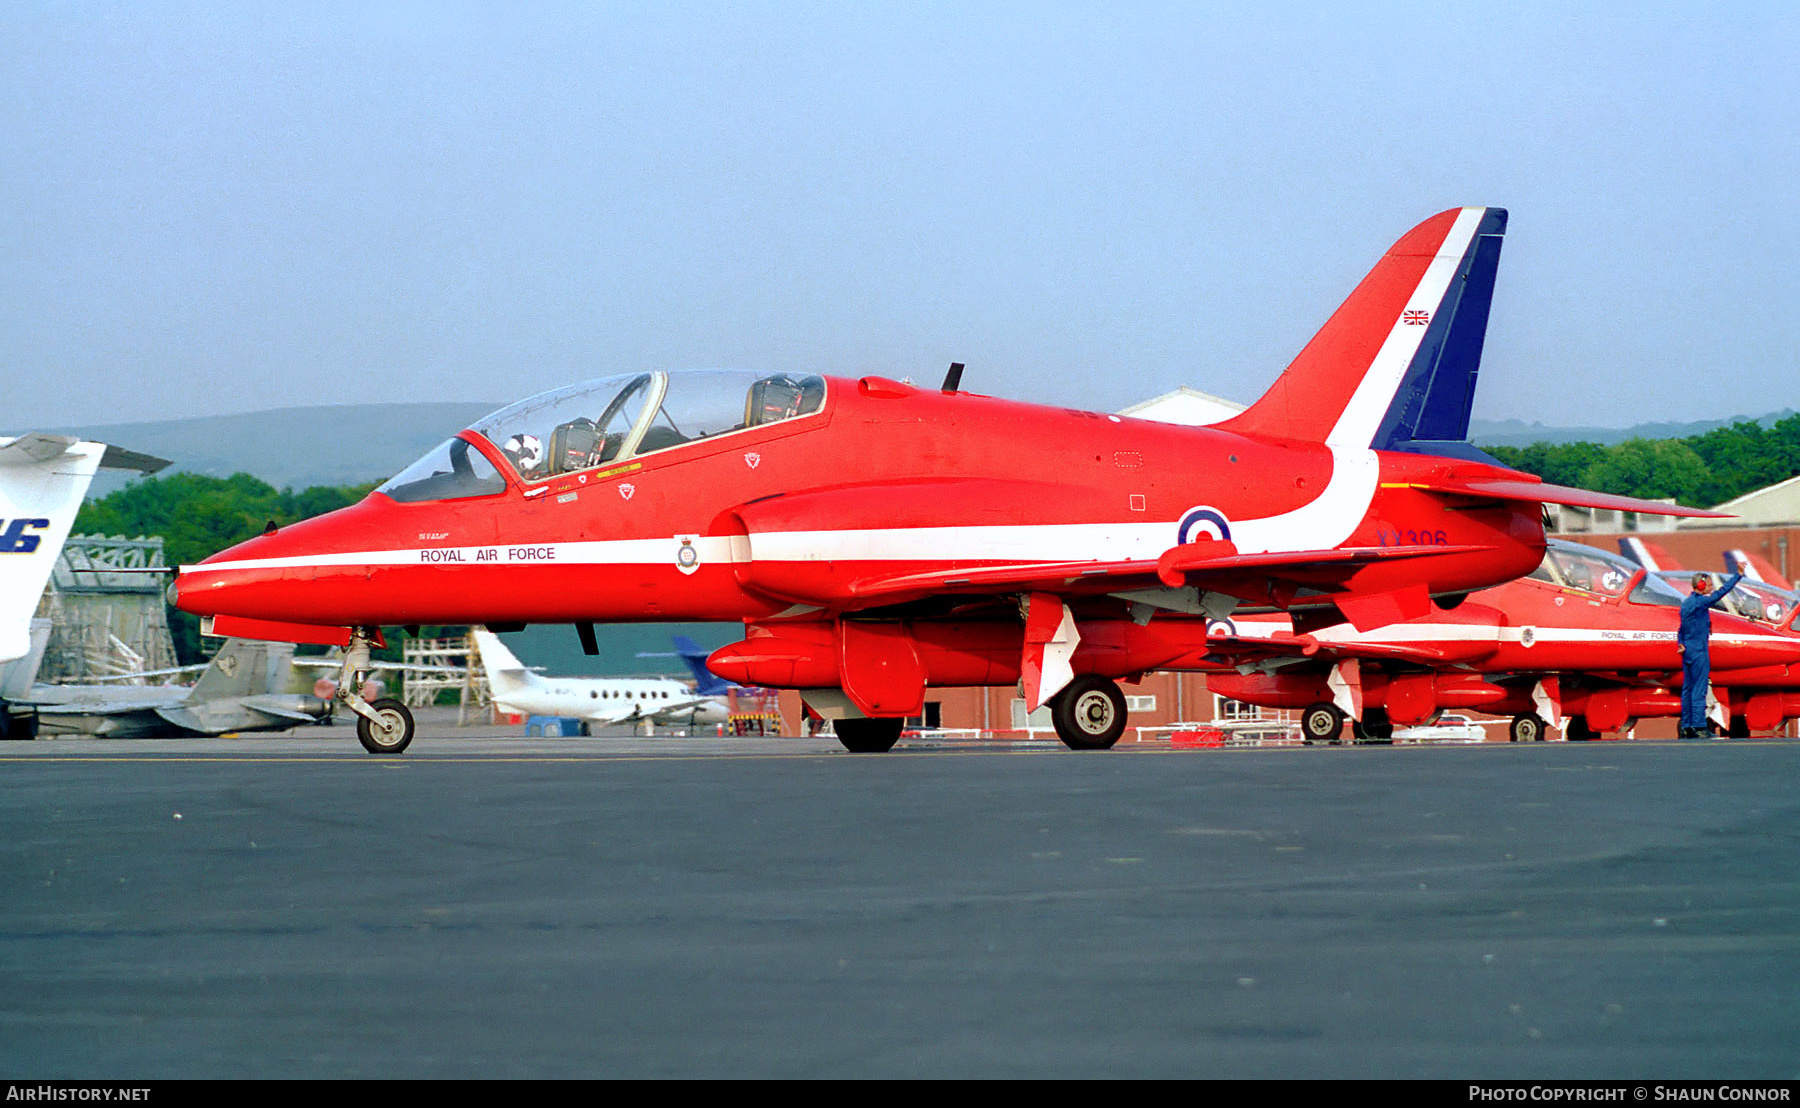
(420, 547), (555, 564)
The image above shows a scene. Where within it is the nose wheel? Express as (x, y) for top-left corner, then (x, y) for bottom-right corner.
(355, 698), (416, 754)
(1051, 675), (1128, 750)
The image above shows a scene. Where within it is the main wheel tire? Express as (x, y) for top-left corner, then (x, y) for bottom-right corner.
(1567, 716), (1601, 741)
(1509, 713), (1545, 743)
(355, 698), (416, 754)
(834, 717), (902, 753)
(1050, 675), (1128, 750)
(1300, 703), (1344, 744)
(1351, 708), (1394, 744)
(1729, 715), (1750, 738)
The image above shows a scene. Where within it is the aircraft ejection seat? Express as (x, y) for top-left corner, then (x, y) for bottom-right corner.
(744, 374), (826, 427)
(549, 418), (602, 474)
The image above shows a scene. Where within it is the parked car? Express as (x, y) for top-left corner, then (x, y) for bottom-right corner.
(1393, 714), (1489, 743)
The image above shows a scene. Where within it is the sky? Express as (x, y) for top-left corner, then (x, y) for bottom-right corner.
(4, 1), (1796, 431)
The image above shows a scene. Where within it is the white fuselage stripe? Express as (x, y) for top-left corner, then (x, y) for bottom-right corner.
(185, 450), (1385, 577)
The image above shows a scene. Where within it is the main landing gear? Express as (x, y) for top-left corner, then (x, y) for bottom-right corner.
(340, 627), (417, 754)
(1351, 708), (1394, 744)
(1298, 702), (1390, 745)
(1050, 675), (1128, 750)
(829, 674), (1132, 753)
(1509, 713), (1547, 743)
(834, 717), (903, 753)
(1301, 703), (1345, 744)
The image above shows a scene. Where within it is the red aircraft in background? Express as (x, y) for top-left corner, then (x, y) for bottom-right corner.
(1202, 539), (1800, 743)
(1724, 548), (1792, 591)
(173, 207), (1723, 753)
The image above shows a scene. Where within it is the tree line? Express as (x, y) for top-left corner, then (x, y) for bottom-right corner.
(1484, 415), (1800, 508)
(74, 473), (378, 664)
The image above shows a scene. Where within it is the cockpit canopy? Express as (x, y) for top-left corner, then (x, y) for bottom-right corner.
(1657, 570), (1796, 626)
(473, 370), (825, 482)
(377, 370), (826, 502)
(1530, 540), (1641, 598)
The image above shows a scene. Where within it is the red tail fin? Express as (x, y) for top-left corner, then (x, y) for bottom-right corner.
(1218, 208), (1506, 449)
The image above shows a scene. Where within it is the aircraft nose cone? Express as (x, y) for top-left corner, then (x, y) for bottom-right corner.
(165, 575), (181, 608)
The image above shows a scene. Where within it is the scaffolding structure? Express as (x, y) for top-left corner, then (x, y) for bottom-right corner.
(33, 535), (177, 684)
(400, 632), (492, 723)
(727, 688), (783, 735)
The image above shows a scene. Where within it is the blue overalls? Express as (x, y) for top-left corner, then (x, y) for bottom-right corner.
(1678, 572), (1743, 735)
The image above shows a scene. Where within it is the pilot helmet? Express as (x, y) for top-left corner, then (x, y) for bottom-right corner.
(504, 433), (544, 473)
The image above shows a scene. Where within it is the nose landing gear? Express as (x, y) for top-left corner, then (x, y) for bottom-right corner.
(339, 627), (417, 754)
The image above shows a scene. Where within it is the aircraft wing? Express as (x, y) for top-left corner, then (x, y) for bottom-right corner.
(291, 658), (472, 674)
(658, 693), (724, 717)
(23, 687), (186, 715)
(733, 478), (1490, 631)
(841, 541), (1494, 606)
(580, 703), (642, 725)
(31, 697), (178, 716)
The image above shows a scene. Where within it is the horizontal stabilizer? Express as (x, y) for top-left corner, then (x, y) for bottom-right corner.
(153, 706), (210, 733)
(241, 696), (325, 724)
(1393, 475), (1730, 518)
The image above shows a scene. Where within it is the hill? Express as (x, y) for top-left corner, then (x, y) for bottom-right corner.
(1469, 411), (1798, 448)
(15, 402), (500, 495)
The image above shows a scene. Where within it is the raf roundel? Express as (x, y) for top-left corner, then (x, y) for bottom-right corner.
(1177, 506), (1232, 546)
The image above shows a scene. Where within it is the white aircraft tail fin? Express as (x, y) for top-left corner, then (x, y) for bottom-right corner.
(0, 435), (168, 665)
(472, 627), (535, 698)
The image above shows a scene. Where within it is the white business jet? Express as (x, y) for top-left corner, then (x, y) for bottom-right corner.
(472, 627), (727, 732)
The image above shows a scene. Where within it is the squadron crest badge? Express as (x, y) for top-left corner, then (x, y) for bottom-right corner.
(675, 534), (701, 575)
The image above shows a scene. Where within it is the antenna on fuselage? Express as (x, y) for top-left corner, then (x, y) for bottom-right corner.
(941, 362), (964, 394)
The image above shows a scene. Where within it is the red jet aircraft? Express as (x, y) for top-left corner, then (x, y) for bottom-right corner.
(1201, 539), (1800, 743)
(173, 207), (1723, 753)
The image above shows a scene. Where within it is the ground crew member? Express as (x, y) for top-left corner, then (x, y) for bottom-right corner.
(1678, 570), (1743, 737)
